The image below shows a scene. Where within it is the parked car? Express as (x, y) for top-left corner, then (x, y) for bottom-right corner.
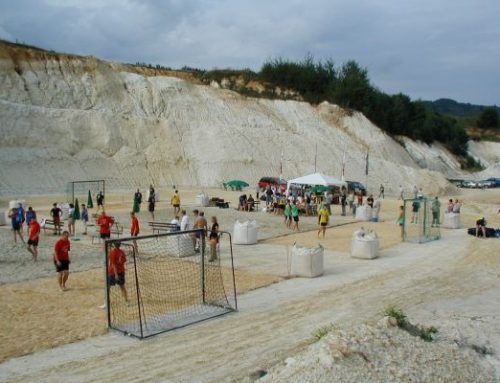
(477, 180), (495, 188)
(257, 177), (288, 192)
(460, 180), (477, 188)
(346, 181), (367, 196)
(486, 178), (500, 187)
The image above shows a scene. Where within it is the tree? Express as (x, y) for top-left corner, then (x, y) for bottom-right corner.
(477, 107), (499, 129)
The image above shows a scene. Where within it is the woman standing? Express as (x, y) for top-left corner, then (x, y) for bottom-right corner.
(208, 216), (219, 262)
(291, 202), (300, 231)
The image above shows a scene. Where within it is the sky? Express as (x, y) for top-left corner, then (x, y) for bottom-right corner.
(1, 0), (499, 105)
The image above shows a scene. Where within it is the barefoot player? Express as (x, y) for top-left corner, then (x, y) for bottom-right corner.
(108, 242), (128, 303)
(27, 217), (41, 261)
(54, 231), (71, 291)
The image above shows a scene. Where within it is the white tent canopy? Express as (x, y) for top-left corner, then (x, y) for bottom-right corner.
(287, 172), (347, 191)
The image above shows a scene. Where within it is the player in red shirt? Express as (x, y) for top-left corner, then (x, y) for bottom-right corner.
(108, 242), (128, 303)
(54, 230), (71, 291)
(97, 211), (115, 250)
(27, 217), (41, 261)
(130, 211), (140, 254)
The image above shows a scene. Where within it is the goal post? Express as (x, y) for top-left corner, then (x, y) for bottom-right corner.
(66, 180), (105, 205)
(403, 197), (441, 243)
(104, 229), (237, 339)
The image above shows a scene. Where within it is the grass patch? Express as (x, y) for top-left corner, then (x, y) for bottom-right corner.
(311, 323), (336, 342)
(384, 306), (438, 342)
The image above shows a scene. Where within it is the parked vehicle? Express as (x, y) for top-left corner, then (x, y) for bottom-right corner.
(346, 181), (367, 196)
(477, 180), (495, 188)
(486, 178), (500, 187)
(460, 180), (477, 188)
(257, 177), (288, 192)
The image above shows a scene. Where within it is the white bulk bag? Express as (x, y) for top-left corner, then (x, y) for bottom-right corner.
(290, 244), (324, 278)
(60, 203), (70, 220)
(233, 220), (258, 245)
(443, 213), (461, 229)
(0, 209), (7, 225)
(165, 234), (196, 258)
(196, 193), (209, 207)
(355, 205), (372, 221)
(351, 228), (379, 259)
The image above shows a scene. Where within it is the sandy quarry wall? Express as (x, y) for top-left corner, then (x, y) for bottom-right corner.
(0, 43), (476, 196)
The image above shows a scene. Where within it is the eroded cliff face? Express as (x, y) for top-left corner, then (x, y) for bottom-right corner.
(0, 42), (467, 196)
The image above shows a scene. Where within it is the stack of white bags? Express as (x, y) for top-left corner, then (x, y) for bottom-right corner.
(351, 227), (379, 259)
(233, 220), (258, 245)
(290, 244), (324, 278)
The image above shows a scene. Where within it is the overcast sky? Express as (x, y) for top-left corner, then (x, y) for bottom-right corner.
(1, 0), (499, 105)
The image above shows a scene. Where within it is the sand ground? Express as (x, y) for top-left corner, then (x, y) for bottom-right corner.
(0, 187), (499, 382)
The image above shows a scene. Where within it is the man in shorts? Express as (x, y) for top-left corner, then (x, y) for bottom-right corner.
(8, 207), (25, 243)
(317, 204), (329, 238)
(96, 191), (105, 213)
(107, 242), (128, 303)
(171, 190), (181, 216)
(27, 217), (41, 261)
(97, 211), (115, 249)
(50, 203), (62, 235)
(192, 210), (207, 252)
(54, 231), (71, 291)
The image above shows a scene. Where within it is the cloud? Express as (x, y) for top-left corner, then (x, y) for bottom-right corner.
(1, 0), (499, 104)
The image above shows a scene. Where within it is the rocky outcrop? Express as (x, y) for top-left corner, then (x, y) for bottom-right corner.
(0, 42), (475, 196)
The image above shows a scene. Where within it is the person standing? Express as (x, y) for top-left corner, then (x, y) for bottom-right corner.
(317, 204), (329, 238)
(96, 191), (105, 213)
(367, 194), (374, 208)
(97, 211), (115, 249)
(50, 203), (62, 235)
(54, 231), (71, 291)
(208, 216), (219, 262)
(398, 185), (404, 200)
(67, 203), (75, 236)
(431, 197), (441, 227)
(379, 184), (385, 199)
(134, 189), (142, 213)
(130, 211), (140, 253)
(340, 189), (347, 216)
(81, 204), (89, 235)
(27, 217), (41, 261)
(291, 202), (300, 231)
(107, 242), (128, 303)
(413, 185), (418, 199)
(411, 199), (420, 224)
(180, 210), (190, 231)
(148, 186), (156, 221)
(192, 211), (208, 252)
(284, 200), (292, 229)
(397, 206), (405, 240)
(25, 206), (37, 234)
(171, 190), (181, 216)
(9, 207), (25, 243)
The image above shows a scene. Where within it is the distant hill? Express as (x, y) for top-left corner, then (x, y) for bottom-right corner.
(422, 98), (500, 117)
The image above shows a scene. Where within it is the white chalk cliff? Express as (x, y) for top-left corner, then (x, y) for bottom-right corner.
(0, 43), (495, 196)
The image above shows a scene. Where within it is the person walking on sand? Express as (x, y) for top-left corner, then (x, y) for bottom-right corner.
(27, 217), (41, 261)
(398, 185), (404, 200)
(317, 204), (329, 238)
(54, 230), (71, 291)
(397, 206), (405, 240)
(81, 204), (89, 235)
(8, 207), (25, 244)
(25, 206), (37, 234)
(134, 189), (142, 212)
(284, 200), (292, 228)
(107, 242), (129, 304)
(180, 210), (190, 231)
(291, 202), (300, 231)
(130, 211), (140, 253)
(379, 184), (385, 199)
(171, 190), (181, 216)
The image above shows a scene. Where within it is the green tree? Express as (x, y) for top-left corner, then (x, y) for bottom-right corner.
(477, 107), (499, 129)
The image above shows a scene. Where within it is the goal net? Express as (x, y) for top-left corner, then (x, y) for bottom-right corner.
(105, 229), (237, 338)
(403, 198), (441, 243)
(66, 180), (105, 206)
